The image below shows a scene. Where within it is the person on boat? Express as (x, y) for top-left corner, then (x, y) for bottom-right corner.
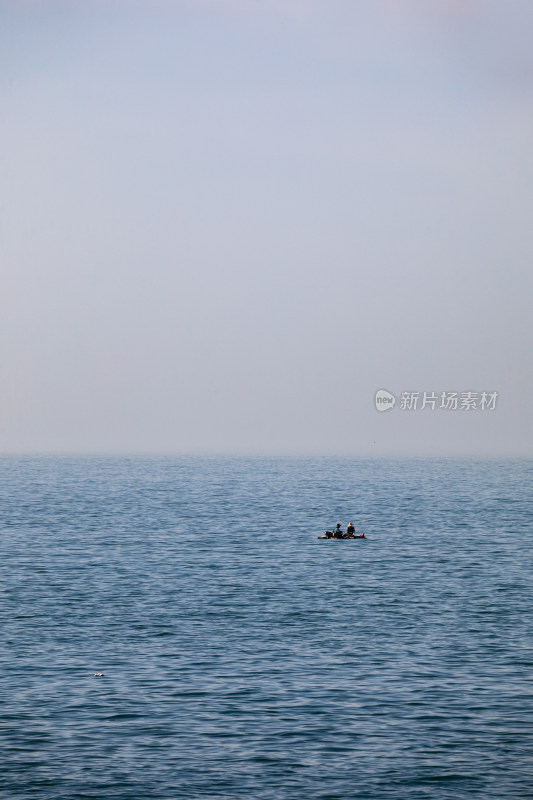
(333, 524), (344, 539)
(346, 523), (355, 537)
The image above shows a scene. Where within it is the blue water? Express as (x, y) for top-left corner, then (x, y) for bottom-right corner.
(1, 456), (532, 800)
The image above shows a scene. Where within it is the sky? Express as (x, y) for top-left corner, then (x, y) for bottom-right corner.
(1, 0), (532, 455)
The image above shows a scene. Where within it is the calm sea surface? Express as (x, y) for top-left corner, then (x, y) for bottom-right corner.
(1, 456), (532, 800)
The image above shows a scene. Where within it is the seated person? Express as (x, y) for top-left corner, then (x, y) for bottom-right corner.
(333, 524), (344, 538)
(346, 523), (355, 536)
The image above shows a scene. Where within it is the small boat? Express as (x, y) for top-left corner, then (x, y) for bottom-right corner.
(317, 533), (366, 539)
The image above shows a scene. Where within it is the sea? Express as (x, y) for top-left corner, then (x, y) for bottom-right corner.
(1, 456), (532, 800)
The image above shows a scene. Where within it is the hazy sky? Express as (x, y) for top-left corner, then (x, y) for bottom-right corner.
(2, 0), (532, 455)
